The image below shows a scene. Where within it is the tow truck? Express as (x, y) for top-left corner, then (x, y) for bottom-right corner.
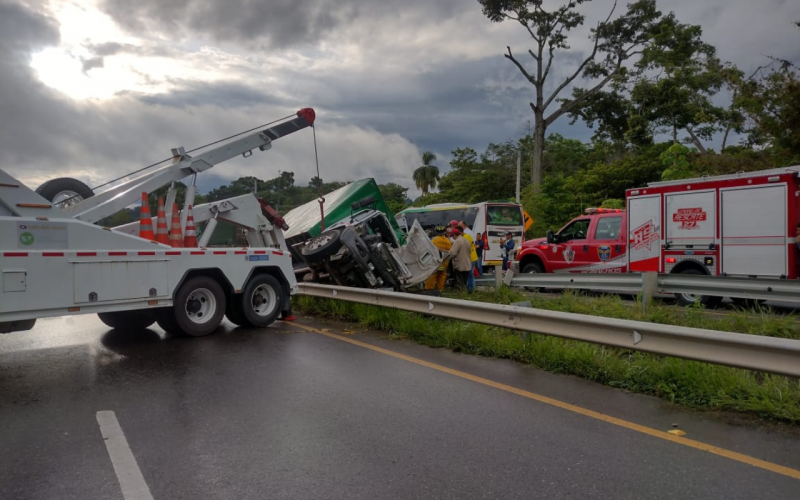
(1, 109), (315, 336)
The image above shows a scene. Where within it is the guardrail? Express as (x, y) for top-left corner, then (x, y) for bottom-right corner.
(476, 269), (800, 305)
(296, 282), (800, 377)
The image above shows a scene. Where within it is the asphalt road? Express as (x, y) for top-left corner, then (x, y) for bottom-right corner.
(2, 314), (800, 500)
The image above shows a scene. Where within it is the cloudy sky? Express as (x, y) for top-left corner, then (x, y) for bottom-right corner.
(1, 0), (798, 198)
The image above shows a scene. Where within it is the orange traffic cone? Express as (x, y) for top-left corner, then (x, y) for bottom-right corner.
(138, 192), (155, 241)
(154, 196), (169, 245)
(183, 205), (198, 248)
(168, 203), (183, 248)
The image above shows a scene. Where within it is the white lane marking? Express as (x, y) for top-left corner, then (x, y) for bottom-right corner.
(96, 411), (155, 500)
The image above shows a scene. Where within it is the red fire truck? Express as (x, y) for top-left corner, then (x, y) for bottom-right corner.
(626, 167), (800, 305)
(515, 167), (800, 306)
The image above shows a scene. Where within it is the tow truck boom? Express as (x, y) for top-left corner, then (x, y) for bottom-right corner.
(63, 108), (315, 224)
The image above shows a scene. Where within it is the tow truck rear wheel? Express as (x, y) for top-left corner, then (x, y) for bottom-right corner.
(155, 308), (182, 335)
(225, 295), (252, 327)
(240, 274), (283, 327)
(174, 276), (226, 336)
(674, 268), (722, 308)
(97, 310), (156, 331)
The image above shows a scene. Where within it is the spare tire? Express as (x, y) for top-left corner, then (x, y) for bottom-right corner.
(36, 178), (94, 209)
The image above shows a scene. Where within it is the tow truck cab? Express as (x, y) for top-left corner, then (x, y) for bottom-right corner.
(515, 208), (628, 274)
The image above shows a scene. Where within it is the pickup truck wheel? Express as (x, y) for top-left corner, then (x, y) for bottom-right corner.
(241, 274), (283, 327)
(302, 229), (343, 263)
(35, 177), (94, 209)
(674, 269), (722, 308)
(174, 276), (226, 336)
(522, 263), (545, 292)
(97, 310), (155, 331)
(225, 294), (253, 327)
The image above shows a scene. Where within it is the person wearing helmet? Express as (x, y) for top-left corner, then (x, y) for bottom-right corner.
(425, 225), (452, 292)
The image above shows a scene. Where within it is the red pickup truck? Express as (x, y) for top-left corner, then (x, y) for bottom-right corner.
(513, 208), (627, 275)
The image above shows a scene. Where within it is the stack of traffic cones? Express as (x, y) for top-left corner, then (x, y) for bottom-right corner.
(168, 203), (183, 248)
(138, 192), (155, 241)
(184, 205), (198, 247)
(154, 197), (169, 245)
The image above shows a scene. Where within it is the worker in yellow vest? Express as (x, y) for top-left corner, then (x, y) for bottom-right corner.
(460, 224), (479, 293)
(425, 226), (452, 292)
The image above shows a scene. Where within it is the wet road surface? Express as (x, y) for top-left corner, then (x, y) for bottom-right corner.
(2, 314), (800, 499)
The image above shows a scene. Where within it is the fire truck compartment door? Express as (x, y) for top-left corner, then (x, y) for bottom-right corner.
(627, 195), (661, 272)
(721, 185), (787, 277)
(73, 260), (170, 303)
(665, 191), (716, 247)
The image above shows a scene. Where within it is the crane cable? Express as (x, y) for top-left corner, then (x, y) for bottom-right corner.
(312, 124), (326, 231)
(57, 113), (297, 206)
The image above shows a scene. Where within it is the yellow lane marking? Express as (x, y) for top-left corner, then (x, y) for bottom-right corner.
(291, 322), (800, 481)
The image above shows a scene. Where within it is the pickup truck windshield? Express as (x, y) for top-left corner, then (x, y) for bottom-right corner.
(559, 219), (591, 242)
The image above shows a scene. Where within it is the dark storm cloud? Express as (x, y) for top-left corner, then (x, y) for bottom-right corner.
(100, 0), (356, 49)
(81, 56), (104, 73)
(83, 41), (180, 58)
(98, 0), (466, 49)
(138, 80), (288, 108)
(0, 0), (59, 51)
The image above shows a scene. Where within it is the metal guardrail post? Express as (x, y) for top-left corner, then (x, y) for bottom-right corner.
(641, 272), (657, 313)
(494, 265), (503, 291)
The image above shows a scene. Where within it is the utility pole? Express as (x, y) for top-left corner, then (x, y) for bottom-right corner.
(515, 150), (521, 204)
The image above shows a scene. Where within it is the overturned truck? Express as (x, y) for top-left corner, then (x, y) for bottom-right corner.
(283, 179), (441, 291)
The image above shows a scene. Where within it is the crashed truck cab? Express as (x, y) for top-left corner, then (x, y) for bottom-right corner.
(282, 180), (442, 290)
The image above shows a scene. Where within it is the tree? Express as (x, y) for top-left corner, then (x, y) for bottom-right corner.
(206, 176), (263, 202)
(378, 183), (410, 214)
(567, 11), (736, 152)
(735, 22), (800, 163)
(413, 151), (441, 195)
(478, 0), (662, 185)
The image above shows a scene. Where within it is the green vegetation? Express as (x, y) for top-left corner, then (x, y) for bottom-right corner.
(294, 289), (800, 423)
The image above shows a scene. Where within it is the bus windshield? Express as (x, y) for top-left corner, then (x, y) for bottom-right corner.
(402, 207), (479, 232)
(486, 205), (523, 225)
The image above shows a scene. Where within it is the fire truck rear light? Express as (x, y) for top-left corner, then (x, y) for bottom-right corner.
(666, 257), (677, 263)
(705, 257), (714, 266)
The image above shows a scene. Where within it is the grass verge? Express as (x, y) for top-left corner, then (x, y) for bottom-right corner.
(294, 288), (800, 423)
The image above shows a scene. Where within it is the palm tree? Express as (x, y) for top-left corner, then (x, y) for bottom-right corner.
(413, 151), (440, 195)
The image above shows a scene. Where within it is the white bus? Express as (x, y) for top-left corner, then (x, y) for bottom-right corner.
(396, 202), (526, 268)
